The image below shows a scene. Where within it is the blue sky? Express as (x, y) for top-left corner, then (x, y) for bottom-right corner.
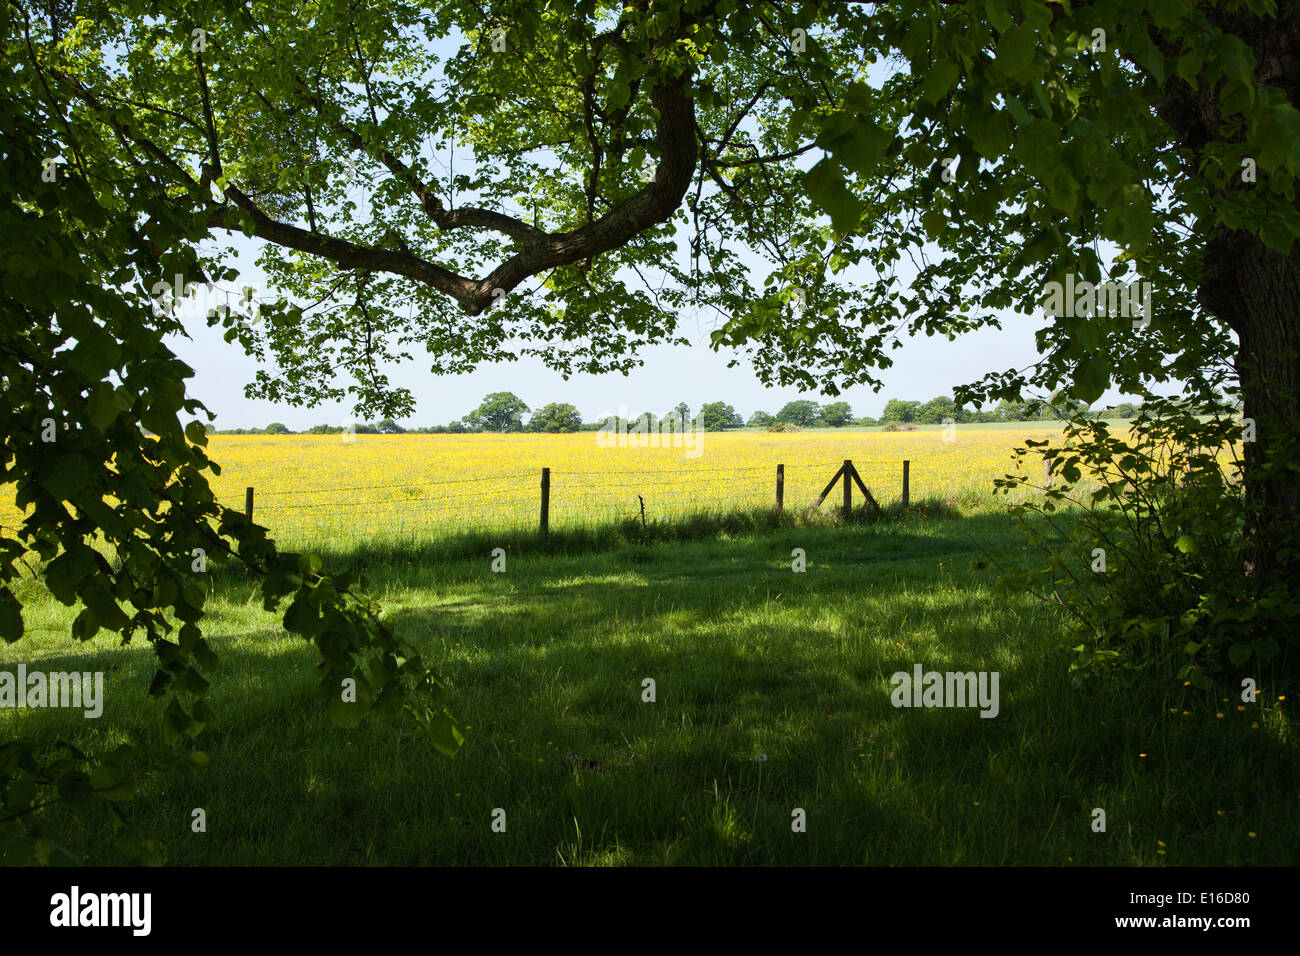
(165, 280), (1074, 430)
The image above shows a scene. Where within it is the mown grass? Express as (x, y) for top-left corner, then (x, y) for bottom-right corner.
(2, 500), (1296, 865)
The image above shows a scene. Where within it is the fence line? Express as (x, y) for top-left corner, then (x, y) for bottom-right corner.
(228, 455), (1053, 542)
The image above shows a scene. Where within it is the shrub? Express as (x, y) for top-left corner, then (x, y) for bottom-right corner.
(980, 397), (1299, 691)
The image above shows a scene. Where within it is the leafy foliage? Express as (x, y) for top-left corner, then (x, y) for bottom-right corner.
(0, 34), (459, 865)
(464, 392), (530, 432)
(775, 400), (821, 426)
(697, 401), (743, 431)
(530, 402), (583, 432)
(981, 397), (1299, 689)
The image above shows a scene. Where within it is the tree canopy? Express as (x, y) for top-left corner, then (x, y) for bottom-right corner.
(697, 400), (744, 430)
(464, 392), (531, 432)
(776, 400), (823, 426)
(530, 401), (583, 432)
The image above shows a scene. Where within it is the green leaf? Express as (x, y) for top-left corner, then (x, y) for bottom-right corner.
(284, 597), (324, 636)
(43, 455), (92, 501)
(837, 122), (891, 178)
(1176, 50), (1202, 85)
(995, 26), (1037, 79)
(805, 160), (861, 234)
(87, 382), (123, 431)
(921, 208), (947, 238)
(966, 108), (1011, 158)
(1046, 168), (1080, 215)
(71, 607), (99, 641)
(1102, 189), (1155, 251)
(147, 670), (173, 697)
(608, 80), (631, 110)
(429, 711), (466, 757)
(163, 698), (192, 745)
(65, 327), (121, 381)
(0, 589), (23, 642)
(985, 0), (1012, 34)
(90, 763), (135, 801)
(922, 60), (960, 104)
(1260, 217), (1296, 255)
(1072, 355), (1109, 404)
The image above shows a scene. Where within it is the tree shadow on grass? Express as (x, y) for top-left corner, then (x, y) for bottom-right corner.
(6, 510), (1296, 865)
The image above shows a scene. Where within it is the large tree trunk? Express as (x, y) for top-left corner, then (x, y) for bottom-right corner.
(1157, 5), (1300, 617)
(1202, 231), (1300, 594)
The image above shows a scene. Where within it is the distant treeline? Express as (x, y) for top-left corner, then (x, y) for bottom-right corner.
(210, 393), (1156, 434)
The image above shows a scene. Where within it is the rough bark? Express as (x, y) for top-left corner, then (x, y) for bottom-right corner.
(1156, 4), (1300, 593)
(1202, 230), (1300, 587)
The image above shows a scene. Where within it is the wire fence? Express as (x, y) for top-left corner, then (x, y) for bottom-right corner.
(226, 454), (1051, 547)
(0, 439), (1241, 551)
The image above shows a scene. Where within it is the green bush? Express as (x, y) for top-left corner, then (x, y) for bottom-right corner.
(981, 397), (1299, 691)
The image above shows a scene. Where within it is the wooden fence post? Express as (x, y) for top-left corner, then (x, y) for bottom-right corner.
(245, 486), (253, 521)
(813, 463), (847, 510)
(776, 464), (784, 517)
(540, 467), (550, 537)
(902, 459), (910, 506)
(842, 458), (852, 520)
(1044, 456), (1054, 489)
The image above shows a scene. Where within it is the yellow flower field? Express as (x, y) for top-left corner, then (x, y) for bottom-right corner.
(196, 426), (1073, 546)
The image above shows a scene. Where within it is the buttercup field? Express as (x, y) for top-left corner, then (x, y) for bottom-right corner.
(197, 427), (1066, 545)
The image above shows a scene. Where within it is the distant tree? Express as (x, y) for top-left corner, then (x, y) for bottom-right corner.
(531, 402), (583, 432)
(698, 401), (744, 431)
(264, 422), (291, 434)
(880, 399), (921, 423)
(464, 392), (530, 432)
(992, 399), (1029, 422)
(376, 418), (405, 434)
(775, 400), (821, 426)
(820, 401), (853, 427)
(748, 410), (775, 427)
(916, 396), (956, 424)
(1043, 398), (1090, 420)
(446, 420), (467, 434)
(659, 407), (689, 433)
(852, 416), (878, 427)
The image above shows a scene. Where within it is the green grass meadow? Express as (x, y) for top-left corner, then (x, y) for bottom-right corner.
(2, 502), (1296, 865)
